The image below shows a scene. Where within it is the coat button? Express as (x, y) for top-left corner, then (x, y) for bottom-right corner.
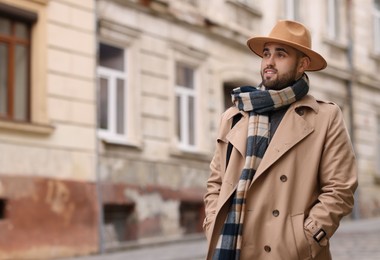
(264, 245), (271, 252)
(272, 210), (280, 217)
(280, 175), (287, 182)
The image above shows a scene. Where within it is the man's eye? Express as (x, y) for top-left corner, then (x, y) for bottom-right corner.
(263, 52), (270, 57)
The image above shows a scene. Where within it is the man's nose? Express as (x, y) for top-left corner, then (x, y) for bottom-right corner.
(265, 55), (275, 66)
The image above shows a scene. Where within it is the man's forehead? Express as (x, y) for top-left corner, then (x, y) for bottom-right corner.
(263, 42), (296, 52)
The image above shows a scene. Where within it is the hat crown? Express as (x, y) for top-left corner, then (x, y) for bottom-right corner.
(269, 20), (312, 49)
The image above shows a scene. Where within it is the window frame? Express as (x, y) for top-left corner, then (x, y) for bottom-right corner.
(0, 5), (35, 122)
(96, 19), (142, 147)
(97, 42), (129, 144)
(169, 43), (208, 156)
(0, 1), (52, 134)
(175, 62), (197, 151)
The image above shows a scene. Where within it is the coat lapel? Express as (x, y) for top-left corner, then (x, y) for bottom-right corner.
(251, 105), (315, 185)
(226, 113), (248, 159)
(224, 95), (318, 189)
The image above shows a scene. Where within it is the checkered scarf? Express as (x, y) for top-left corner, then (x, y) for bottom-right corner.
(212, 74), (309, 260)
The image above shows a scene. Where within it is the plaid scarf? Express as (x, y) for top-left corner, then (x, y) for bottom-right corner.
(212, 74), (309, 260)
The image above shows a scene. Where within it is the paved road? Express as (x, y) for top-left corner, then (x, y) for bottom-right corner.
(63, 217), (380, 260)
(330, 217), (380, 260)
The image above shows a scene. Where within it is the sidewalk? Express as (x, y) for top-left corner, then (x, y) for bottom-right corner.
(330, 217), (380, 260)
(62, 234), (207, 260)
(62, 217), (380, 260)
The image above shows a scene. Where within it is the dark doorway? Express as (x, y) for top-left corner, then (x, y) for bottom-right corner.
(103, 203), (137, 242)
(0, 199), (6, 219)
(179, 201), (204, 234)
(223, 83), (236, 110)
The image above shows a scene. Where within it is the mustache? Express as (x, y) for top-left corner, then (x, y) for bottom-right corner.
(263, 66), (277, 71)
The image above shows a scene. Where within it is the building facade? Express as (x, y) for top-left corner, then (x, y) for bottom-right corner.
(0, 0), (98, 258)
(0, 0), (380, 259)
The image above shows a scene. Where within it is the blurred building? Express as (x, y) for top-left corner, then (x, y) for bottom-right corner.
(0, 0), (379, 259)
(0, 0), (98, 259)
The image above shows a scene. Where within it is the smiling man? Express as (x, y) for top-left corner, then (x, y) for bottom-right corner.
(203, 20), (358, 260)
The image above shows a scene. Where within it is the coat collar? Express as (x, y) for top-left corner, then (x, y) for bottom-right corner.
(293, 94), (319, 114)
(225, 95), (318, 185)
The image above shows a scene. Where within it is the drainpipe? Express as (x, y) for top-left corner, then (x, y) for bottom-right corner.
(346, 0), (360, 220)
(94, 0), (106, 254)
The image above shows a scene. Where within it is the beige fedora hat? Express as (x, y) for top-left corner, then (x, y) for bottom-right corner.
(247, 20), (327, 71)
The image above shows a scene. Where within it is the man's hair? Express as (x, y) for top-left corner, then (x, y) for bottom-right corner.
(296, 50), (310, 61)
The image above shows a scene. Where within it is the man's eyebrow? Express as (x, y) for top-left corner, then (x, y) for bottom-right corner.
(275, 47), (289, 53)
(262, 47), (289, 53)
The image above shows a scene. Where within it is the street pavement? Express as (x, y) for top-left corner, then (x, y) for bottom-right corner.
(330, 217), (380, 260)
(62, 217), (380, 260)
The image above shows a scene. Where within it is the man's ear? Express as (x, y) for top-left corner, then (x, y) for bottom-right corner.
(298, 56), (311, 72)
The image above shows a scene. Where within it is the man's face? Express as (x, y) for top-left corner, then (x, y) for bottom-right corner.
(260, 43), (306, 90)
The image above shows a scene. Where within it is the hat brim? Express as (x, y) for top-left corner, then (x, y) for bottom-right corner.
(247, 37), (327, 71)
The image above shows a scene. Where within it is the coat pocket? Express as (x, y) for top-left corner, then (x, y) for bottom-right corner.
(203, 213), (216, 241)
(291, 213), (312, 260)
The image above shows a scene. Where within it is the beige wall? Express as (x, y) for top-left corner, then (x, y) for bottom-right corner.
(0, 0), (97, 181)
(0, 1), (99, 258)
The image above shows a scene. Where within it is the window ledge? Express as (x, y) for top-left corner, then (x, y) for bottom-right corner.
(0, 120), (54, 135)
(170, 147), (212, 162)
(226, 0), (263, 17)
(99, 136), (143, 149)
(322, 36), (348, 51)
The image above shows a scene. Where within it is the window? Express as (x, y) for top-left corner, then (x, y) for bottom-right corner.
(0, 2), (52, 134)
(175, 63), (197, 151)
(285, 0), (300, 21)
(0, 7), (36, 122)
(374, 0), (380, 53)
(97, 43), (128, 143)
(97, 18), (142, 147)
(327, 0), (341, 39)
(170, 44), (207, 155)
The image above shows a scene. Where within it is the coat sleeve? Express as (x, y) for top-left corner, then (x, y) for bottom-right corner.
(304, 104), (358, 257)
(203, 110), (232, 241)
(203, 142), (223, 241)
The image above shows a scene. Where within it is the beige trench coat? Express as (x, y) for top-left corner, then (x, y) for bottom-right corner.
(204, 95), (358, 260)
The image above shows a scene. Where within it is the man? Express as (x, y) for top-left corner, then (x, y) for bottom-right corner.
(203, 20), (358, 260)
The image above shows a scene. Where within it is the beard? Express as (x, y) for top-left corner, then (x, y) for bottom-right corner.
(261, 67), (298, 90)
